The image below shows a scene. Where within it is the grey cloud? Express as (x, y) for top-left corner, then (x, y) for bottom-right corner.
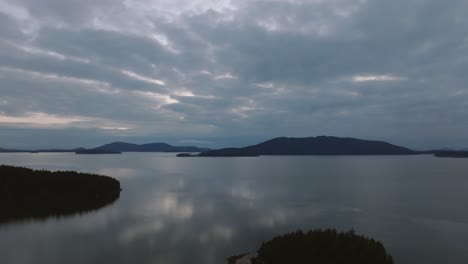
(0, 0), (467, 149)
(0, 13), (25, 40)
(15, 0), (120, 25)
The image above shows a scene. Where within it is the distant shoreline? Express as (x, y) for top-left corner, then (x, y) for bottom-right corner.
(2, 136), (468, 158)
(434, 151), (468, 158)
(178, 136), (459, 157)
(75, 149), (122, 154)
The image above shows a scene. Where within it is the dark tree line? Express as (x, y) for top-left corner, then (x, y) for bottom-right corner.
(0, 165), (121, 224)
(250, 229), (394, 264)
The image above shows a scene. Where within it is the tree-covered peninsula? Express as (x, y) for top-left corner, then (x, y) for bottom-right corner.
(229, 229), (393, 264)
(0, 165), (121, 224)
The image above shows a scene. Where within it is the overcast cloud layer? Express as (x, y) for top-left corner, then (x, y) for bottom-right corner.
(0, 0), (467, 149)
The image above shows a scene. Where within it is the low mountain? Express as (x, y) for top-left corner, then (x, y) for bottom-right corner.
(0, 147), (86, 153)
(198, 136), (416, 157)
(35, 148), (85, 153)
(95, 142), (209, 152)
(0, 148), (24, 153)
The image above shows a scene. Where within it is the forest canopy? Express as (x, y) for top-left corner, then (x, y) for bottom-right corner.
(249, 229), (394, 264)
(0, 165), (121, 224)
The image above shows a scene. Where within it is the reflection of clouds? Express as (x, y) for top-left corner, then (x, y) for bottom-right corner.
(97, 167), (138, 179)
(3, 155), (468, 264)
(405, 215), (468, 236)
(68, 205), (121, 231)
(119, 220), (164, 243)
(1, 155), (380, 264)
(213, 225), (233, 240)
(176, 178), (186, 189)
(339, 207), (362, 213)
(119, 193), (193, 243)
(255, 208), (289, 228)
(199, 225), (233, 244)
(158, 194), (193, 220)
(230, 183), (256, 201)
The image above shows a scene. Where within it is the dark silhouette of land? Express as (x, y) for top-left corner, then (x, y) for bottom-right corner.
(433, 151), (468, 158)
(188, 136), (416, 157)
(229, 229), (393, 264)
(1, 136), (466, 158)
(0, 147), (23, 153)
(0, 165), (121, 224)
(0, 142), (209, 153)
(0, 147), (84, 153)
(93, 142), (209, 152)
(75, 149), (121, 154)
(176, 153), (196, 157)
(227, 253), (249, 264)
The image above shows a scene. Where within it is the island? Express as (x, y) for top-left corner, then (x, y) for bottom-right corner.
(75, 149), (122, 154)
(433, 151), (468, 158)
(176, 153), (196, 157)
(0, 165), (121, 224)
(0, 142), (209, 153)
(92, 142), (210, 152)
(184, 136), (416, 157)
(229, 229), (393, 264)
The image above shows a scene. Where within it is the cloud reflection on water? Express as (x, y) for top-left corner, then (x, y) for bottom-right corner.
(2, 154), (468, 264)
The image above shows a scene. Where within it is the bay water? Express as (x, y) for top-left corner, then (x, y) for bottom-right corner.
(1, 153), (467, 264)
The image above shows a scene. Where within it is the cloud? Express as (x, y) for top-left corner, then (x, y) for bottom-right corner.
(0, 112), (88, 126)
(214, 72), (238, 80)
(121, 70), (166, 86)
(0, 0), (467, 148)
(352, 75), (405, 82)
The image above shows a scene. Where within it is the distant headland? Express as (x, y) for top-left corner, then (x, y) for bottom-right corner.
(1, 136), (466, 157)
(0, 165), (121, 224)
(178, 136), (468, 158)
(0, 142), (210, 154)
(75, 149), (122, 154)
(179, 136), (415, 157)
(433, 151), (468, 158)
(89, 142), (210, 153)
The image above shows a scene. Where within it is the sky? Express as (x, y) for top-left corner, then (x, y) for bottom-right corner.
(0, 0), (467, 150)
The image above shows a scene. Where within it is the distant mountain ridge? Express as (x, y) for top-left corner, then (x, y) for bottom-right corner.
(197, 136), (416, 157)
(1, 137), (466, 157)
(94, 142), (209, 153)
(0, 142), (209, 153)
(0, 147), (21, 153)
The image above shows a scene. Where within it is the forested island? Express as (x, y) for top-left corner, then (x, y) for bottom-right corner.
(229, 229), (393, 264)
(0, 142), (209, 153)
(92, 142), (210, 152)
(180, 136), (415, 157)
(0, 165), (121, 224)
(75, 149), (122, 154)
(2, 136), (467, 158)
(433, 151), (468, 158)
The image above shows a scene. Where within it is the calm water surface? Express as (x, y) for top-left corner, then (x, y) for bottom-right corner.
(1, 153), (468, 264)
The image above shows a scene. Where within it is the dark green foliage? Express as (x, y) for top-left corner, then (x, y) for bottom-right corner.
(0, 165), (121, 224)
(251, 229), (393, 264)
